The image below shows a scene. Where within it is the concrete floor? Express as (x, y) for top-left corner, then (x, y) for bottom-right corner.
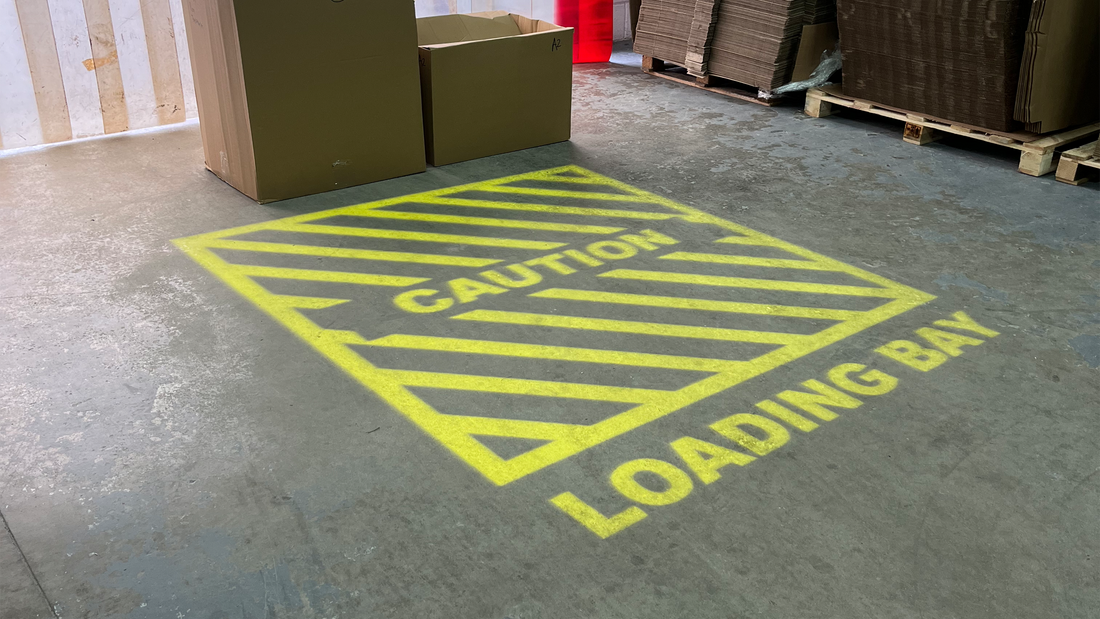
(1, 49), (1098, 619)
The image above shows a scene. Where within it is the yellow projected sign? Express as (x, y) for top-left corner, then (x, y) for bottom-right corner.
(174, 166), (934, 485)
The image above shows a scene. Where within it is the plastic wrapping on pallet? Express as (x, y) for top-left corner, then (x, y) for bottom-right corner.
(774, 47), (841, 94)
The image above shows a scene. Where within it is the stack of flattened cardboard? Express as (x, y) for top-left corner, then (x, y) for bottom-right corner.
(837, 0), (1032, 132)
(633, 0), (696, 67)
(634, 0), (811, 91)
(684, 0), (723, 75)
(803, 0), (836, 25)
(1014, 0), (1099, 133)
(707, 0), (808, 90)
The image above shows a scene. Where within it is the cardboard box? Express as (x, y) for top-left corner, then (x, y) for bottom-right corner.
(182, 0), (426, 203)
(416, 12), (573, 166)
(1014, 0), (1099, 133)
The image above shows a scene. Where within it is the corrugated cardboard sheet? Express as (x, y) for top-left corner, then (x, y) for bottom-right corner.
(634, 0), (694, 67)
(838, 0), (1032, 132)
(791, 21), (838, 83)
(1014, 0), (1099, 133)
(634, 0), (835, 91)
(417, 12), (573, 166)
(184, 0), (426, 202)
(417, 13), (523, 45)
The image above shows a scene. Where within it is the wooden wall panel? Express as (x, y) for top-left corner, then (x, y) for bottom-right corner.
(168, 0), (197, 118)
(80, 0), (128, 133)
(109, 0), (158, 129)
(1, 0), (193, 149)
(47, 0), (104, 138)
(140, 0), (184, 124)
(14, 0), (72, 143)
(0, 0), (44, 148)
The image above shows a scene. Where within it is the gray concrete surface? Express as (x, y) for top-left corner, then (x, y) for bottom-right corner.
(1, 515), (53, 618)
(1, 49), (1098, 619)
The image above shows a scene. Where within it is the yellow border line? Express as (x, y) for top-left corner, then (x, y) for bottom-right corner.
(173, 165), (935, 485)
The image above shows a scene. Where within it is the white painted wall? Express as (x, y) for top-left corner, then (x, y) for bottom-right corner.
(0, 0), (45, 148)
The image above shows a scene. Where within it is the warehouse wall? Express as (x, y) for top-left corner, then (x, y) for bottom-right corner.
(0, 0), (197, 151)
(0, 0), (630, 151)
(612, 0), (632, 41)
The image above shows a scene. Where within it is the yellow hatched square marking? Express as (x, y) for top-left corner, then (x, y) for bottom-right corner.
(174, 166), (934, 485)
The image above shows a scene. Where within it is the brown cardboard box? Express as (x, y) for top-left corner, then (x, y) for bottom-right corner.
(417, 12), (573, 166)
(181, 0), (426, 203)
(1014, 0), (1099, 133)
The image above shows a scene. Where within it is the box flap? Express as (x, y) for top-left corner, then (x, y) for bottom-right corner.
(508, 13), (571, 35)
(417, 12), (522, 46)
(1013, 0), (1099, 133)
(791, 22), (839, 83)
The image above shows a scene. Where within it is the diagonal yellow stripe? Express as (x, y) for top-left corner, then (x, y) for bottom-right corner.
(715, 235), (783, 246)
(659, 252), (837, 271)
(452, 310), (805, 345)
(366, 334), (746, 372)
(420, 196), (676, 220)
(234, 265), (429, 287)
(380, 370), (665, 403)
(204, 239), (501, 267)
(476, 185), (656, 202)
(600, 269), (903, 298)
(272, 296), (348, 310)
(344, 209), (624, 234)
(266, 221), (566, 250)
(445, 416), (585, 440)
(529, 288), (861, 320)
(510, 175), (634, 187)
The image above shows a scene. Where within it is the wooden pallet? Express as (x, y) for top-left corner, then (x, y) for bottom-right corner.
(642, 56), (778, 107)
(1055, 141), (1100, 186)
(805, 85), (1100, 177)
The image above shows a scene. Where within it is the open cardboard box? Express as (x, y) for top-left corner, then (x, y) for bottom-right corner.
(417, 11), (574, 166)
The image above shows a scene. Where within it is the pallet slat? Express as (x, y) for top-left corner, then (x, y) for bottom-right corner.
(1055, 141), (1100, 186)
(641, 56), (777, 107)
(805, 86), (1100, 177)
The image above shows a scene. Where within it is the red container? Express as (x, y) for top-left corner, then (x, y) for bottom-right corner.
(555, 0), (612, 63)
